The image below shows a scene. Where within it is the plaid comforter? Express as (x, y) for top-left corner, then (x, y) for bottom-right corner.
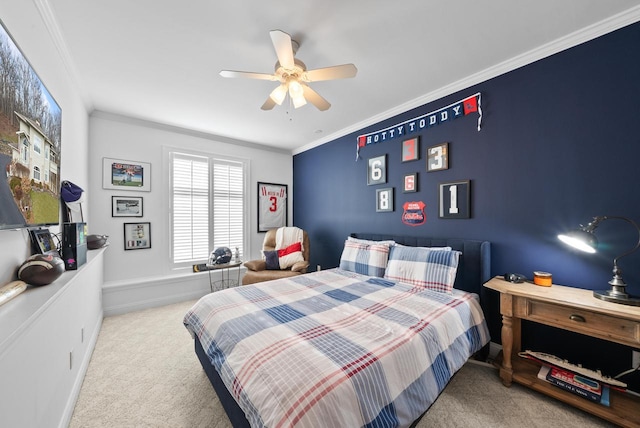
(184, 268), (489, 428)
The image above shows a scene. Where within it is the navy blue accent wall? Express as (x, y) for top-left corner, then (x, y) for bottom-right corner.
(294, 22), (640, 380)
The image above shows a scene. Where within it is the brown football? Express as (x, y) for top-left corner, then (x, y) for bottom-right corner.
(17, 253), (65, 286)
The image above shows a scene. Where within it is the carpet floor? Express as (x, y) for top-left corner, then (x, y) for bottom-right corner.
(70, 299), (613, 427)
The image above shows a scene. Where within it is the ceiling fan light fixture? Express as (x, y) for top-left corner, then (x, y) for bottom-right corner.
(269, 84), (287, 105)
(220, 30), (357, 111)
(288, 80), (303, 97)
(288, 80), (306, 108)
(291, 92), (307, 109)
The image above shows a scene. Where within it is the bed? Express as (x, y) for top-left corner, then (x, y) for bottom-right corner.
(184, 233), (491, 427)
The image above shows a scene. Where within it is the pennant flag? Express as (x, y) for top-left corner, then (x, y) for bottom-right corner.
(356, 92), (482, 160)
(463, 96), (478, 114)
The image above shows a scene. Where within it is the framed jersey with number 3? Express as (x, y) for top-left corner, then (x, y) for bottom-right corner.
(427, 142), (449, 172)
(257, 182), (288, 232)
(439, 180), (470, 219)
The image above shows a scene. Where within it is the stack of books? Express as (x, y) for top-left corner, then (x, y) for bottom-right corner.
(538, 365), (610, 406)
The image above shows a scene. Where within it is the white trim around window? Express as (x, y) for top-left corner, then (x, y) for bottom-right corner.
(167, 147), (250, 269)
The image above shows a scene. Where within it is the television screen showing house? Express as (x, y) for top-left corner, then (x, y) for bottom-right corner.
(110, 163), (144, 187)
(0, 21), (62, 230)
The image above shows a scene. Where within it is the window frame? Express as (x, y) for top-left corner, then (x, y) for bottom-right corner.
(167, 147), (250, 270)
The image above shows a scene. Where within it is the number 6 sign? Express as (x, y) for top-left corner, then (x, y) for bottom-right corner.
(367, 155), (387, 185)
(438, 180), (470, 219)
(257, 182), (288, 232)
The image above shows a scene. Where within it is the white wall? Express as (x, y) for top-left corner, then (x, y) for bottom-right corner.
(88, 113), (293, 314)
(0, 1), (89, 286)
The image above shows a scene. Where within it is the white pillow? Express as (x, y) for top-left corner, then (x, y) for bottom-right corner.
(347, 236), (396, 247)
(384, 245), (460, 293)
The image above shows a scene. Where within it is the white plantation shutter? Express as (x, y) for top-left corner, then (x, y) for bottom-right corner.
(172, 154), (210, 263)
(171, 151), (246, 265)
(213, 161), (244, 260)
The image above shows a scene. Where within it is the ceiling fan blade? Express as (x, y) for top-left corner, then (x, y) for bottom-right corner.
(270, 30), (295, 69)
(219, 70), (277, 81)
(304, 64), (357, 82)
(261, 96), (276, 110)
(301, 84), (331, 111)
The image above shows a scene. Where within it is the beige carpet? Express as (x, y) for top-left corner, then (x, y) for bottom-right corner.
(70, 299), (613, 428)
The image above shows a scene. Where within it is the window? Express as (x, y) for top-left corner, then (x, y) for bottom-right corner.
(33, 134), (42, 154)
(21, 138), (28, 163)
(170, 151), (247, 266)
(33, 166), (40, 181)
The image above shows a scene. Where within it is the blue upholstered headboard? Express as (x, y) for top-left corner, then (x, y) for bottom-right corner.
(350, 233), (491, 300)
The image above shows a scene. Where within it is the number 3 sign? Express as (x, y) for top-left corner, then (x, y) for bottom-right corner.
(257, 182), (288, 232)
(439, 180), (470, 219)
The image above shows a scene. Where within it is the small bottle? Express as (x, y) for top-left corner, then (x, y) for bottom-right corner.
(234, 247), (240, 262)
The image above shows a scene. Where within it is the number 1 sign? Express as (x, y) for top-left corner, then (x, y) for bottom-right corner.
(439, 180), (470, 219)
(258, 182), (288, 232)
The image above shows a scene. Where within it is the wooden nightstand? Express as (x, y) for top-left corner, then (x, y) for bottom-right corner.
(484, 276), (640, 427)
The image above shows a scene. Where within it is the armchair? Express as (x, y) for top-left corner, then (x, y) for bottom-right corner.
(242, 228), (310, 285)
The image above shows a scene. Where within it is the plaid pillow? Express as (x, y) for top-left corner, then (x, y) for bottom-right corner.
(384, 245), (460, 293)
(339, 240), (390, 277)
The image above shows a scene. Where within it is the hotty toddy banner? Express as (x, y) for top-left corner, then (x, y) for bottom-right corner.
(356, 93), (482, 160)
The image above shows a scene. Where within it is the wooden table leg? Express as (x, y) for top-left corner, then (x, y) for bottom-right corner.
(500, 313), (514, 386)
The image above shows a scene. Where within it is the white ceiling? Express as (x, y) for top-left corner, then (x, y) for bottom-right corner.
(44, 0), (640, 153)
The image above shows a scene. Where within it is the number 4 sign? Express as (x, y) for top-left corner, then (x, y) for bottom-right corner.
(438, 180), (470, 219)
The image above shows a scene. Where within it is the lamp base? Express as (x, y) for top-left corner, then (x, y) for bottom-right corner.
(593, 290), (640, 306)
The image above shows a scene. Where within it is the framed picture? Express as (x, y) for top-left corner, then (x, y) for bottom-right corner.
(367, 155), (387, 185)
(427, 142), (449, 172)
(402, 137), (419, 162)
(103, 157), (151, 191)
(123, 222), (151, 250)
(439, 180), (471, 219)
(376, 188), (394, 212)
(112, 196), (143, 217)
(257, 182), (288, 232)
(403, 173), (418, 193)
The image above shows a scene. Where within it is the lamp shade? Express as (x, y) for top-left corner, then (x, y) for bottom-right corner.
(557, 229), (598, 253)
(269, 84), (287, 105)
(558, 215), (640, 306)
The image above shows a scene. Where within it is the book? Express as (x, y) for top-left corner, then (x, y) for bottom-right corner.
(538, 365), (610, 406)
(522, 350), (626, 390)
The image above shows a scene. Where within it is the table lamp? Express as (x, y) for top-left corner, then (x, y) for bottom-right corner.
(558, 215), (640, 306)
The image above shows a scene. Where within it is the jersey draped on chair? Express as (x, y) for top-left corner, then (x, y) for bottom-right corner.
(242, 227), (310, 285)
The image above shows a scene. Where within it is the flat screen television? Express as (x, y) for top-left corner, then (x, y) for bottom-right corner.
(0, 19), (62, 231)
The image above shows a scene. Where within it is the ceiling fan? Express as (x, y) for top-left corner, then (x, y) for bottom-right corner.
(219, 30), (357, 111)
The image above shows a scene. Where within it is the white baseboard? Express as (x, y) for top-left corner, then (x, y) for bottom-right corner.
(102, 268), (245, 316)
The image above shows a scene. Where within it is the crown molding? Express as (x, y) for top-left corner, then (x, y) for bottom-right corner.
(34, 0), (93, 111)
(293, 6), (640, 156)
(91, 110), (292, 155)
